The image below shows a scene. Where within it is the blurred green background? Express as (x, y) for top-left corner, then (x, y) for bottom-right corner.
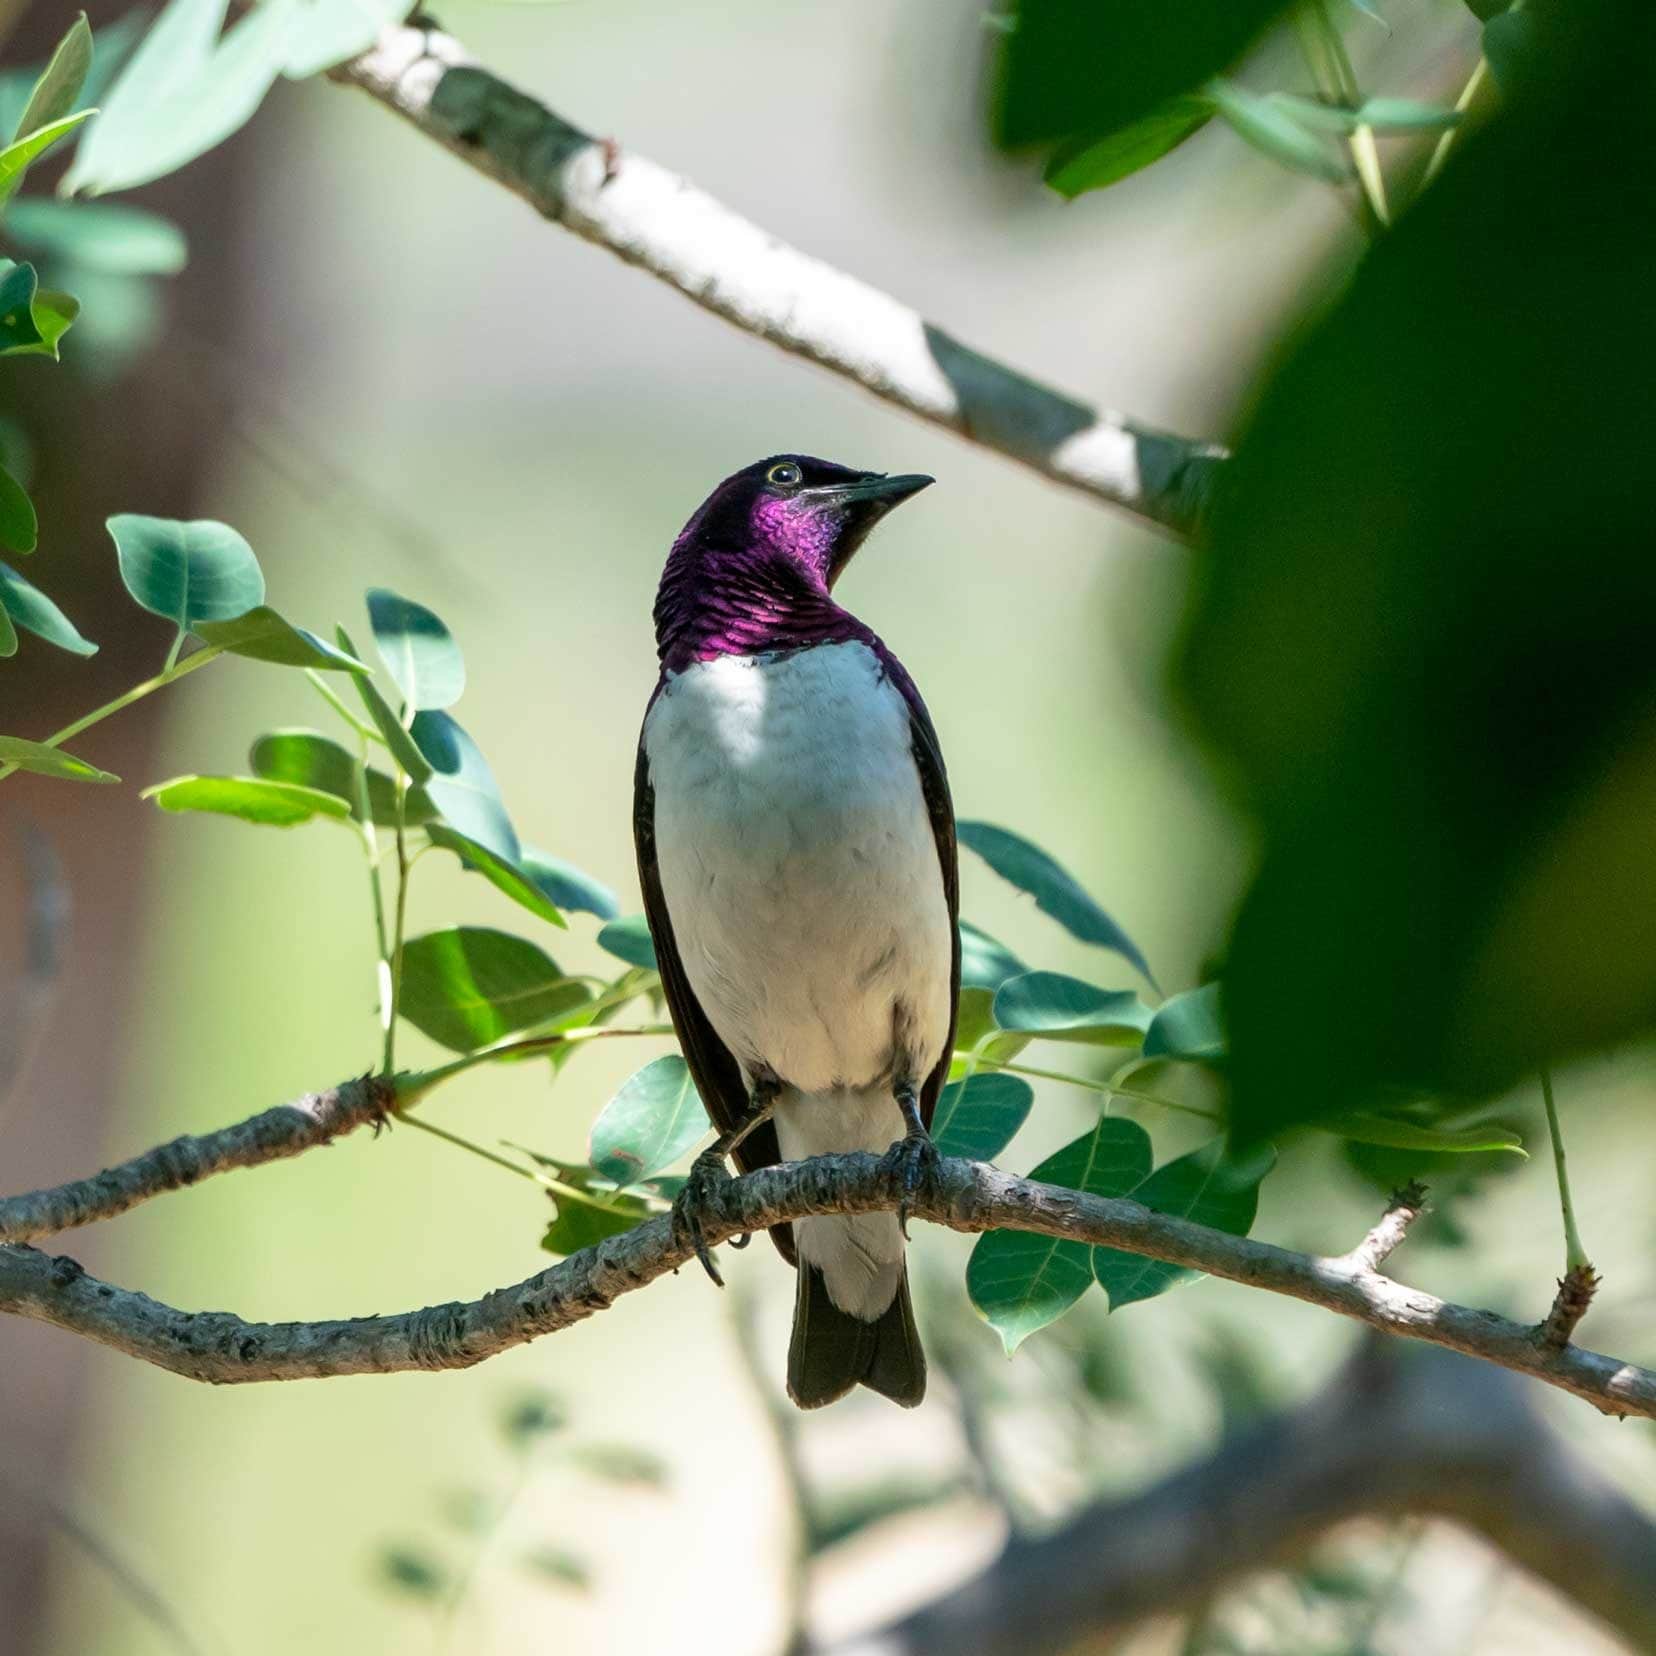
(2, 2), (1652, 1653)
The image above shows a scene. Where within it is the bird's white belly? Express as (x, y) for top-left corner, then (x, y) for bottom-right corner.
(644, 641), (952, 1096)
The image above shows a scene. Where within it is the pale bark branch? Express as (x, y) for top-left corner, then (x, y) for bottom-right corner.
(850, 1341), (1656, 1656)
(0, 1075), (393, 1244)
(326, 22), (1226, 538)
(1, 1149), (1652, 1419)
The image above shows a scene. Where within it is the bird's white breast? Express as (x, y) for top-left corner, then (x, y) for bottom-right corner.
(643, 640), (952, 1097)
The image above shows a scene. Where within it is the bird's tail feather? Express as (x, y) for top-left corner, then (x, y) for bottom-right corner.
(787, 1263), (926, 1410)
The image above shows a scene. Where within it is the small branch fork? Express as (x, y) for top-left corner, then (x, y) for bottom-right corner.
(325, 22), (1226, 539)
(0, 1088), (1649, 1419)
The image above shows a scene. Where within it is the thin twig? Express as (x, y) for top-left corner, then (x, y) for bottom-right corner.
(1337, 1182), (1427, 1274)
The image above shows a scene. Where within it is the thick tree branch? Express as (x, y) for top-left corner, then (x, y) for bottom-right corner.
(328, 23), (1225, 538)
(850, 1341), (1656, 1656)
(1, 1149), (1652, 1419)
(0, 1075), (393, 1244)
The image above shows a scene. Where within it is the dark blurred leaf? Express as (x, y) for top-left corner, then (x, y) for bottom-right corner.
(1327, 1111), (1524, 1155)
(412, 709), (518, 865)
(1143, 983), (1225, 1064)
(958, 820), (1154, 982)
(143, 774), (351, 826)
(1177, 1), (1656, 1140)
(399, 926), (586, 1051)
(108, 515), (263, 629)
(379, 1545), (448, 1598)
(993, 0), (1289, 148)
(588, 1055), (708, 1185)
(932, 1072), (1034, 1161)
(1092, 1138), (1275, 1309)
(3, 199), (187, 275)
(0, 561), (96, 655)
(520, 848), (619, 921)
(957, 918), (1026, 991)
(194, 606), (366, 671)
(568, 1443), (669, 1487)
(249, 728), (432, 826)
(0, 734), (115, 782)
(500, 1391), (566, 1445)
(1044, 95), (1214, 198)
(0, 602), (13, 654)
(425, 822), (567, 929)
(596, 913), (657, 971)
(1482, 8), (1541, 90)
(366, 586), (464, 711)
(967, 1117), (1152, 1352)
(993, 971), (1153, 1046)
(1209, 79), (1351, 182)
(518, 1547), (591, 1592)
(0, 464), (35, 553)
(0, 260), (78, 357)
(1265, 92), (1460, 134)
(10, 15), (92, 142)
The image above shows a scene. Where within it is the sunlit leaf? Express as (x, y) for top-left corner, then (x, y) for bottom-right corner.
(11, 14), (92, 143)
(0, 560), (96, 655)
(0, 259), (79, 357)
(366, 586), (464, 711)
(340, 628), (432, 783)
(536, 1159), (654, 1255)
(1044, 95), (1213, 198)
(0, 734), (115, 782)
(425, 821), (567, 928)
(589, 1055), (708, 1186)
(931, 1072), (1033, 1161)
(398, 925), (587, 1051)
(993, 971), (1153, 1045)
(412, 709), (518, 865)
(108, 515), (263, 631)
(967, 1117), (1152, 1352)
(0, 111), (95, 211)
(142, 773), (351, 826)
(520, 848), (619, 922)
(248, 728), (431, 826)
(1092, 1138), (1276, 1309)
(1143, 983), (1225, 1064)
(194, 605), (367, 671)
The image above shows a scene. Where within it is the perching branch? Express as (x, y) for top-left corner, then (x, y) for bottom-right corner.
(328, 22), (1225, 538)
(1, 1141), (1652, 1419)
(849, 1340), (1656, 1656)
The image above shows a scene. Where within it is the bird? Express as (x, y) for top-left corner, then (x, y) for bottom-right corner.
(633, 453), (959, 1409)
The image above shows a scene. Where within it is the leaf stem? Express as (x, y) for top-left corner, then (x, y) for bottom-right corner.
(396, 1024), (676, 1105)
(978, 1056), (1222, 1122)
(351, 738), (393, 1053)
(396, 1112), (549, 1188)
(1540, 1068), (1590, 1273)
(381, 774), (411, 1075)
(1304, 0), (1390, 228)
(1422, 55), (1488, 189)
(0, 645), (224, 784)
(304, 668), (382, 744)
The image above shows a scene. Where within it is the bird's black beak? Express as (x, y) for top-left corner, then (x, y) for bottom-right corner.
(807, 473), (934, 587)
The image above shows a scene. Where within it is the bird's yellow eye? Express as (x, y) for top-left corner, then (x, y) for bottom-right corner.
(767, 461), (803, 487)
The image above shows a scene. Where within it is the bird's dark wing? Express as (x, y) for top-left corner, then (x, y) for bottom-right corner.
(880, 650), (961, 1131)
(634, 727), (796, 1262)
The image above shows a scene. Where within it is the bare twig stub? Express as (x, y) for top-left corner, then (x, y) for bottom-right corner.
(329, 24), (1225, 538)
(1536, 1262), (1601, 1353)
(1, 1149), (1653, 1419)
(1338, 1182), (1428, 1275)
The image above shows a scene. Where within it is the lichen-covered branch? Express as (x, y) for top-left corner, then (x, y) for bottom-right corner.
(328, 24), (1225, 538)
(1, 1150), (1651, 1419)
(0, 1075), (393, 1244)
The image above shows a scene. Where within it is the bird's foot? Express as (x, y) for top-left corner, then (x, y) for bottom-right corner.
(881, 1128), (939, 1239)
(670, 1148), (733, 1287)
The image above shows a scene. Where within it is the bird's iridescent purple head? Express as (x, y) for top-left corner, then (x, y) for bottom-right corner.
(653, 454), (933, 668)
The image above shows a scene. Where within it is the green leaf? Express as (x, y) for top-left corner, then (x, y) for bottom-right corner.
(0, 463), (35, 553)
(142, 773), (352, 827)
(931, 1072), (1033, 1161)
(2, 199), (187, 275)
(411, 709), (518, 865)
(12, 15), (92, 142)
(1143, 983), (1225, 1064)
(1482, 9), (1540, 92)
(0, 734), (116, 782)
(967, 1117), (1152, 1352)
(1044, 96), (1214, 198)
(366, 587), (464, 711)
(107, 515), (264, 631)
(596, 914), (657, 971)
(1265, 92), (1460, 135)
(0, 560), (96, 655)
(1092, 1138), (1275, 1310)
(958, 918), (1026, 992)
(958, 820), (1154, 983)
(248, 728), (431, 826)
(993, 0), (1288, 150)
(340, 629), (432, 783)
(567, 1443), (669, 1487)
(193, 605), (367, 671)
(950, 985), (1030, 1073)
(0, 260), (79, 357)
(993, 971), (1153, 1045)
(589, 1055), (708, 1186)
(519, 849), (619, 922)
(284, 0), (417, 80)
(538, 1163), (654, 1255)
(399, 926), (587, 1051)
(425, 821), (567, 928)
(1326, 1112), (1525, 1156)
(64, 0), (298, 196)
(0, 111), (95, 211)
(1208, 79), (1352, 183)
(0, 600), (14, 654)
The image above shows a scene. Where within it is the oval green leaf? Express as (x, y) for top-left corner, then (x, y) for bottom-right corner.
(0, 733), (116, 782)
(958, 918), (1026, 993)
(108, 515), (264, 630)
(367, 587), (465, 711)
(1092, 1138), (1276, 1311)
(1044, 95), (1213, 199)
(520, 848), (620, 922)
(194, 605), (367, 671)
(248, 728), (432, 826)
(11, 14), (92, 142)
(1143, 982), (1226, 1065)
(0, 259), (78, 357)
(425, 821), (567, 929)
(967, 1117), (1153, 1353)
(398, 925), (588, 1052)
(0, 463), (36, 553)
(931, 1072), (1034, 1162)
(957, 820), (1155, 984)
(0, 109), (94, 209)
(1208, 79), (1352, 184)
(596, 914), (657, 971)
(142, 773), (352, 826)
(411, 709), (517, 864)
(589, 1055), (709, 1186)
(1324, 1112), (1525, 1156)
(0, 560), (95, 656)
(993, 971), (1153, 1046)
